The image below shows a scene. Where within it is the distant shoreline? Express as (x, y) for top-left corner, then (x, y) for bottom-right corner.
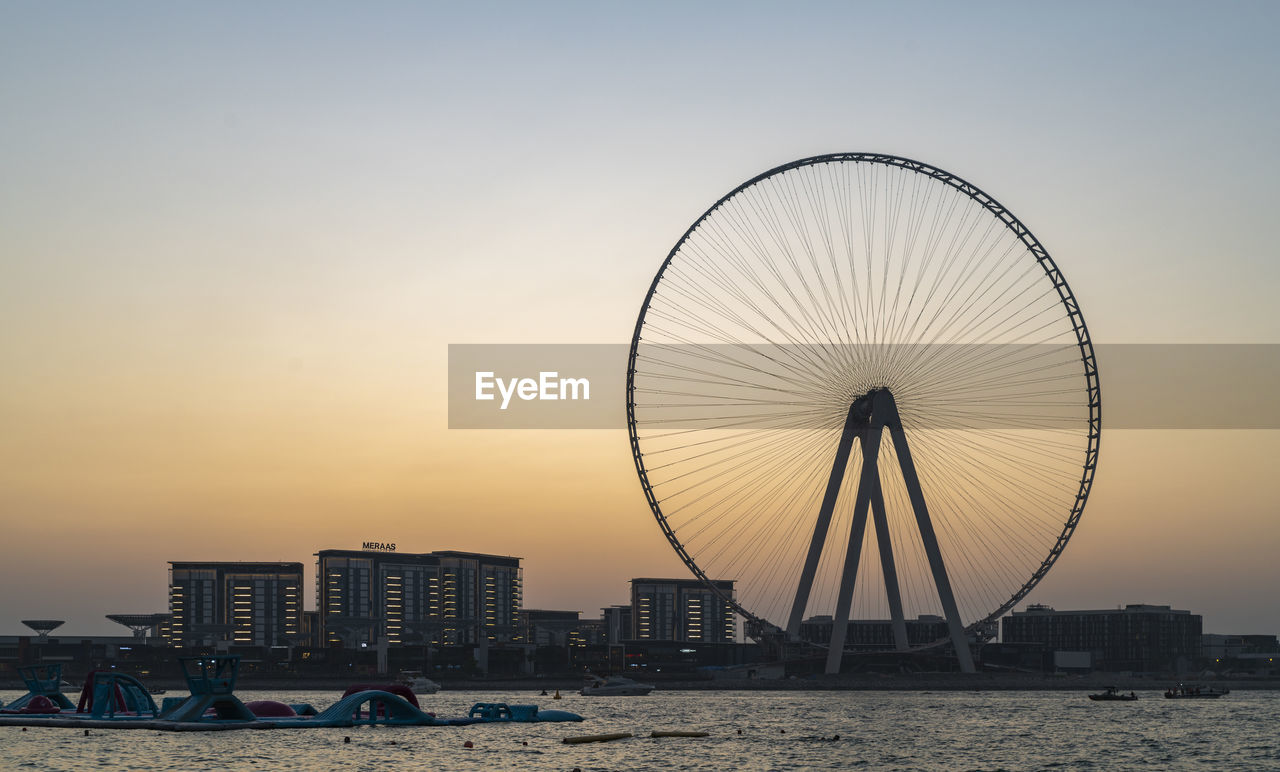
(10, 674), (1269, 693)
(268, 676), (1280, 692)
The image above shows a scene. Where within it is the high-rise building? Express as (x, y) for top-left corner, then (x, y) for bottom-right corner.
(630, 578), (735, 643)
(316, 549), (441, 646)
(168, 562), (303, 648)
(434, 550), (522, 645)
(1002, 603), (1202, 671)
(316, 549), (522, 647)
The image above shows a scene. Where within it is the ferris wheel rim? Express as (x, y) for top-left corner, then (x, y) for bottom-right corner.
(625, 152), (1102, 642)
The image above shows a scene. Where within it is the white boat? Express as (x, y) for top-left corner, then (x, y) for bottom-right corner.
(398, 670), (441, 694)
(579, 673), (655, 696)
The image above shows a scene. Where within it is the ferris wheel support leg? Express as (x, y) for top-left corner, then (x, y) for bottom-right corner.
(886, 419), (976, 674)
(824, 428), (881, 675)
(787, 401), (864, 638)
(870, 470), (910, 652)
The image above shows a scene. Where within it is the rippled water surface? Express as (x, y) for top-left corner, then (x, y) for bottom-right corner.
(3, 688), (1277, 770)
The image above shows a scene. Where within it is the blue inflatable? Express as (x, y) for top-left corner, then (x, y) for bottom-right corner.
(0, 656), (583, 731)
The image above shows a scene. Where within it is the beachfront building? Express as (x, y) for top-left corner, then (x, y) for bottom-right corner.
(1201, 633), (1280, 676)
(168, 561), (303, 648)
(1002, 603), (1202, 672)
(521, 609), (586, 648)
(630, 578), (735, 643)
(316, 548), (522, 648)
(435, 550), (522, 646)
(798, 615), (952, 650)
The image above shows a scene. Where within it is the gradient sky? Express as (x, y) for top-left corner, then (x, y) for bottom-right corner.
(2, 1), (1278, 637)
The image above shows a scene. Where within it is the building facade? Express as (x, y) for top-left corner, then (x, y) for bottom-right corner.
(1202, 633), (1279, 660)
(1002, 603), (1202, 672)
(630, 578), (735, 643)
(168, 562), (303, 648)
(316, 549), (522, 647)
(798, 615), (952, 650)
(434, 550), (522, 645)
(602, 605), (632, 644)
(522, 610), (584, 648)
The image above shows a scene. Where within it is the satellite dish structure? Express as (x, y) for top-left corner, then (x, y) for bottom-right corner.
(107, 614), (170, 639)
(21, 620), (65, 642)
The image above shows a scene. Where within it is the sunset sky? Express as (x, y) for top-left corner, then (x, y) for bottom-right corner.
(2, 1), (1278, 637)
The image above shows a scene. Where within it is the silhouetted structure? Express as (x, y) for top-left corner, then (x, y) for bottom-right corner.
(602, 605), (632, 644)
(1202, 633), (1280, 675)
(1002, 603), (1201, 672)
(521, 610), (583, 648)
(1202, 633), (1278, 659)
(20, 620), (64, 643)
(798, 614), (952, 650)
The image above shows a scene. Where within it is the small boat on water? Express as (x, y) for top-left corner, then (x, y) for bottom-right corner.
(1164, 684), (1229, 699)
(580, 673), (655, 696)
(1088, 686), (1137, 701)
(398, 670), (441, 695)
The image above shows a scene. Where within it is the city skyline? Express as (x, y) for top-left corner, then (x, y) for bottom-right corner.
(3, 2), (1280, 638)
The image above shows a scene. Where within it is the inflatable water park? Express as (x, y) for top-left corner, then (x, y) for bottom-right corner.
(0, 655), (582, 731)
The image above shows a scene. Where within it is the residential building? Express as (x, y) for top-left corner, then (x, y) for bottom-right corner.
(1002, 603), (1202, 672)
(316, 548), (522, 647)
(630, 578), (735, 643)
(168, 561), (303, 648)
(434, 550), (522, 645)
(316, 549), (441, 646)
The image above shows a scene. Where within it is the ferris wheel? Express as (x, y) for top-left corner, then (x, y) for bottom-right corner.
(626, 153), (1100, 673)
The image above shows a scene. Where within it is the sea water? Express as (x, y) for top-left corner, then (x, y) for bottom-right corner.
(2, 689), (1276, 771)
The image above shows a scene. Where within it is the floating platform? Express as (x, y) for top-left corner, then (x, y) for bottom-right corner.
(0, 656), (582, 731)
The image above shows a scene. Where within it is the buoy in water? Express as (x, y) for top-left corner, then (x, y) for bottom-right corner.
(563, 732), (632, 744)
(553, 689), (561, 700)
(463, 740), (474, 748)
